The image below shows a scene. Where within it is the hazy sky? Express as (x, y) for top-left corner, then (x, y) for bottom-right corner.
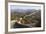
(10, 5), (41, 10)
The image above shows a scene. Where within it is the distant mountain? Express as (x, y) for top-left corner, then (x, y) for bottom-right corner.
(11, 9), (40, 15)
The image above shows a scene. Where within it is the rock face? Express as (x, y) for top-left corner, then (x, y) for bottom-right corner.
(13, 22), (31, 28)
